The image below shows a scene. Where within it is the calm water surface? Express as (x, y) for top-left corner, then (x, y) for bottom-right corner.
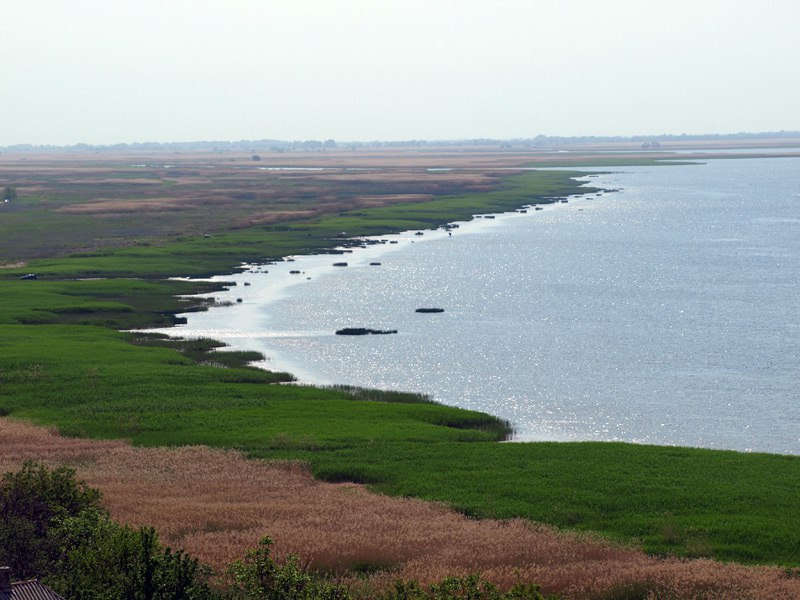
(171, 158), (800, 455)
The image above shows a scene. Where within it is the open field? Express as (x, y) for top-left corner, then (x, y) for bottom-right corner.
(4, 418), (800, 599)
(0, 150), (508, 262)
(9, 143), (800, 263)
(2, 146), (800, 594)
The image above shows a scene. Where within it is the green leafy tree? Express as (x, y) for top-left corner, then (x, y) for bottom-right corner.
(226, 537), (349, 600)
(0, 462), (101, 578)
(51, 517), (214, 600)
(0, 463), (215, 600)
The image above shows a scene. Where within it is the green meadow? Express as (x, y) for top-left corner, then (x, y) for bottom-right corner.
(2, 168), (799, 567)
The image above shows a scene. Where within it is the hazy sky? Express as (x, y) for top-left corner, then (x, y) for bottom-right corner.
(1, 0), (798, 145)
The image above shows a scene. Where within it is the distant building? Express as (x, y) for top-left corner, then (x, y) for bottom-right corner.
(0, 567), (66, 600)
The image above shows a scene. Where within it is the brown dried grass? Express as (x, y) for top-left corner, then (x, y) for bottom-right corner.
(1, 417), (797, 599)
(311, 171), (495, 186)
(56, 198), (188, 214)
(0, 261), (27, 270)
(66, 178), (164, 185)
(235, 209), (318, 227)
(354, 194), (434, 207)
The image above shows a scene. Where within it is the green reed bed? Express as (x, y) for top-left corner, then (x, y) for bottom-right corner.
(2, 168), (798, 567)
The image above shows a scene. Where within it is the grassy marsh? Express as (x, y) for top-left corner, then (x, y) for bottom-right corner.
(2, 149), (799, 575)
(6, 419), (800, 599)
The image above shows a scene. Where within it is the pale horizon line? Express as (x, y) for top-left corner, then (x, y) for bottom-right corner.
(3, 130), (800, 152)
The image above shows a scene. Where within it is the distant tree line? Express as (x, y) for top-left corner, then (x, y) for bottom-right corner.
(2, 130), (799, 155)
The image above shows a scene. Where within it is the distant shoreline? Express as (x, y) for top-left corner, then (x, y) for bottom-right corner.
(3, 132), (800, 155)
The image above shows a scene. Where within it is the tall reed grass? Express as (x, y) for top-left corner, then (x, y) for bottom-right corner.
(2, 418), (798, 599)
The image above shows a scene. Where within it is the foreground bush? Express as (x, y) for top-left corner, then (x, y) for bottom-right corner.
(0, 462), (214, 599)
(1, 463), (560, 599)
(0, 461), (101, 579)
(226, 536), (349, 599)
(227, 536), (559, 600)
(383, 575), (560, 599)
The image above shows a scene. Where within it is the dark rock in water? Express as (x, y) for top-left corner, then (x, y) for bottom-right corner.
(415, 308), (444, 313)
(244, 282), (251, 286)
(236, 298), (243, 303)
(289, 270), (301, 274)
(535, 206), (544, 211)
(370, 262), (381, 266)
(172, 316), (188, 325)
(336, 327), (398, 336)
(389, 240), (399, 244)
(333, 262), (348, 267)
(415, 231), (424, 236)
(484, 215), (495, 219)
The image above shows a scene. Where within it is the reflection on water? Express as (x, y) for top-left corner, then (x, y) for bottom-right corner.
(169, 157), (800, 455)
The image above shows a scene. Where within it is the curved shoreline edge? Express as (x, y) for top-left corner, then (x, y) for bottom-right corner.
(156, 173), (608, 435)
(4, 163), (800, 568)
(3, 168), (597, 450)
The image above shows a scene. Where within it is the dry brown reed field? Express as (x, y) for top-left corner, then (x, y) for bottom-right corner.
(2, 418), (798, 599)
(0, 149), (513, 261)
(8, 145), (799, 262)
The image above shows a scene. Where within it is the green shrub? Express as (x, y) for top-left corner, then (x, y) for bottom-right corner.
(226, 537), (558, 600)
(226, 536), (349, 599)
(0, 462), (101, 578)
(382, 574), (559, 600)
(0, 462), (215, 599)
